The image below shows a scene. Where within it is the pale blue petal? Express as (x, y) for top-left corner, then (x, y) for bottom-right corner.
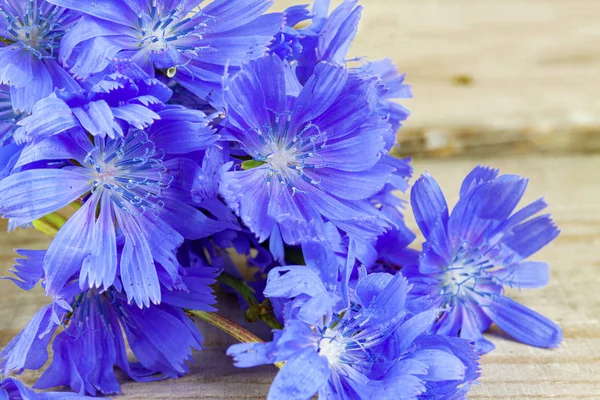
(117, 212), (161, 308)
(203, 0), (276, 33)
(264, 266), (327, 299)
(411, 349), (466, 382)
(459, 165), (499, 198)
(44, 196), (97, 296)
(290, 62), (347, 130)
(410, 173), (449, 238)
(0, 169), (90, 223)
(80, 191), (117, 291)
(491, 261), (550, 289)
(502, 215), (559, 260)
(47, 0), (138, 26)
(267, 349), (329, 400)
(487, 295), (562, 348)
(227, 341), (278, 368)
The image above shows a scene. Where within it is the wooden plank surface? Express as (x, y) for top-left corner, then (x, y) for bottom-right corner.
(1, 153), (599, 399)
(274, 0), (600, 158)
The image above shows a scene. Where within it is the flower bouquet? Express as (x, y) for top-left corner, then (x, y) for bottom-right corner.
(0, 1), (561, 399)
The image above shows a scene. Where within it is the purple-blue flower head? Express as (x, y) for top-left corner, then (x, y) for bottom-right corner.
(279, 0), (363, 84)
(0, 0), (81, 111)
(0, 108), (235, 307)
(404, 166), (562, 353)
(0, 250), (217, 396)
(228, 265), (480, 399)
(220, 54), (400, 245)
(46, 0), (282, 106)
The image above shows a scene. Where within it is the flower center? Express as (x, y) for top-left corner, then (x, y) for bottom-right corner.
(137, 3), (205, 55)
(265, 146), (297, 174)
(250, 115), (330, 194)
(85, 131), (172, 215)
(0, 2), (69, 58)
(441, 244), (495, 304)
(318, 329), (345, 366)
(442, 263), (477, 299)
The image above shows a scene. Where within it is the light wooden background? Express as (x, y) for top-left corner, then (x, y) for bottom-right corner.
(1, 1), (600, 399)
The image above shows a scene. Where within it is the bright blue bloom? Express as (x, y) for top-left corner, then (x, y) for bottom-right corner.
(268, 5), (309, 61)
(0, 0), (81, 111)
(0, 377), (94, 399)
(220, 54), (400, 245)
(404, 166), (562, 353)
(228, 264), (480, 399)
(1, 249), (217, 396)
(0, 108), (236, 307)
(281, 0), (363, 84)
(273, 1), (412, 136)
(15, 62), (173, 143)
(46, 0), (282, 106)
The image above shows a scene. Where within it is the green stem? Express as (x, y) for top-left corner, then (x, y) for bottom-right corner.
(218, 273), (258, 308)
(33, 212), (67, 238)
(218, 273), (283, 330)
(187, 310), (264, 344)
(32, 219), (59, 237)
(43, 212), (67, 229)
(187, 310), (284, 369)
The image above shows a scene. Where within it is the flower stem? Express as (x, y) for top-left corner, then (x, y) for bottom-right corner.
(186, 310), (264, 344)
(218, 273), (258, 308)
(186, 310), (284, 369)
(33, 212), (66, 237)
(217, 273), (283, 330)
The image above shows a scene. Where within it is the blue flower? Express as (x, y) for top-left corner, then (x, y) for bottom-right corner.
(404, 166), (562, 353)
(272, 1), (412, 137)
(46, 0), (282, 106)
(282, 0), (363, 84)
(220, 54), (400, 245)
(268, 5), (310, 61)
(0, 0), (81, 111)
(0, 250), (217, 396)
(0, 108), (235, 307)
(0, 377), (94, 399)
(228, 264), (480, 399)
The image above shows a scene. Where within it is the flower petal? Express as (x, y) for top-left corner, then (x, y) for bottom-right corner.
(267, 349), (329, 400)
(290, 61), (348, 130)
(44, 195), (97, 296)
(492, 261), (550, 289)
(0, 169), (90, 223)
(488, 295), (562, 348)
(264, 266), (327, 299)
(411, 349), (466, 382)
(47, 0), (138, 26)
(117, 213), (161, 308)
(410, 173), (449, 238)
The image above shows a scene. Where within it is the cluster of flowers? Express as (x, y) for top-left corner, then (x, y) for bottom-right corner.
(0, 0), (562, 399)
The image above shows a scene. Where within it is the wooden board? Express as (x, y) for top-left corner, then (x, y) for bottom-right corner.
(1, 153), (599, 399)
(274, 0), (600, 158)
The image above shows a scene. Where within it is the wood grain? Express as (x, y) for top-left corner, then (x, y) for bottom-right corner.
(1, 153), (598, 399)
(274, 0), (600, 158)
